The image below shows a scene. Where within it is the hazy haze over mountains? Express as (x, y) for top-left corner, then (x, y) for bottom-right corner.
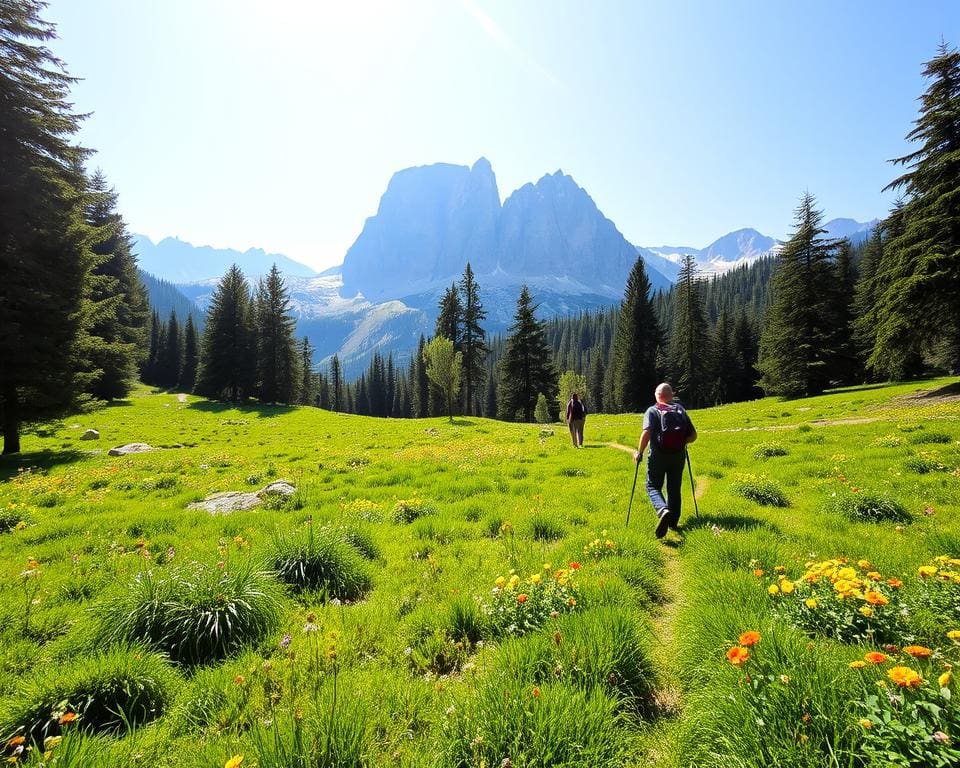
(136, 158), (876, 375)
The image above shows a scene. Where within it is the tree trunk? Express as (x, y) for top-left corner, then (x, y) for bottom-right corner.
(2, 382), (20, 455)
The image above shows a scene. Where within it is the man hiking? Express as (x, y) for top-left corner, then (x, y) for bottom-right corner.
(565, 392), (586, 448)
(633, 382), (697, 538)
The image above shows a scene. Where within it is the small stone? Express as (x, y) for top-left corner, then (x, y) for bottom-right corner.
(80, 429), (100, 441)
(108, 442), (154, 456)
(259, 480), (296, 497)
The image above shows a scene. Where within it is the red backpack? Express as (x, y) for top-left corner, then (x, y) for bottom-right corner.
(656, 403), (688, 453)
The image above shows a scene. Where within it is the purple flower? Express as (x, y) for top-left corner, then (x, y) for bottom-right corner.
(279, 633), (292, 649)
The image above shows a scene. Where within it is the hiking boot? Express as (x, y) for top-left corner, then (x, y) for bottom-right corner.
(655, 508), (672, 539)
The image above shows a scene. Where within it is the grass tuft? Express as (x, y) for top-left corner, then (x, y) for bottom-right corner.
(271, 522), (373, 601)
(731, 475), (789, 507)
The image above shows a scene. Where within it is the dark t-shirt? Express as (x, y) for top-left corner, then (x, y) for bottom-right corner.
(643, 402), (694, 453)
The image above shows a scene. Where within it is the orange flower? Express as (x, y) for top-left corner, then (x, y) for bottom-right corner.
(903, 645), (932, 659)
(58, 712), (77, 725)
(727, 646), (750, 667)
(7, 736), (25, 747)
(569, 562), (581, 570)
(864, 591), (889, 606)
(517, 593), (528, 604)
(531, 686), (541, 697)
(888, 666), (923, 688)
(886, 578), (903, 589)
(864, 652), (888, 664)
(738, 631), (761, 647)
(567, 596), (576, 607)
(753, 568), (765, 577)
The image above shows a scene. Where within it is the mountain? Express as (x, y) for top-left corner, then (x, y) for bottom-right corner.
(133, 234), (317, 283)
(823, 217), (878, 245)
(139, 269), (202, 325)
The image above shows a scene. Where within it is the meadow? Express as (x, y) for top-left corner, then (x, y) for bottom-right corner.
(0, 378), (958, 767)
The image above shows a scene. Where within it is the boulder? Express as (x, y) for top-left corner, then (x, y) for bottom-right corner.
(80, 429), (100, 441)
(108, 442), (154, 456)
(188, 480), (296, 515)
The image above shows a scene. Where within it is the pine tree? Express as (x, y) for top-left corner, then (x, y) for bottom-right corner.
(587, 353), (605, 413)
(143, 310), (162, 384)
(870, 43), (960, 376)
(459, 264), (488, 416)
(415, 335), (430, 418)
(254, 265), (300, 404)
(156, 311), (182, 389)
(297, 337), (316, 405)
(611, 257), (662, 412)
(498, 286), (558, 422)
(710, 309), (735, 405)
(195, 265), (256, 402)
(435, 283), (462, 347)
(484, 375), (497, 418)
(731, 309), (760, 401)
(667, 256), (713, 407)
(81, 171), (149, 400)
(829, 239), (861, 385)
(329, 355), (343, 411)
(180, 315), (199, 392)
(757, 194), (839, 397)
(851, 228), (885, 375)
(0, 1), (93, 453)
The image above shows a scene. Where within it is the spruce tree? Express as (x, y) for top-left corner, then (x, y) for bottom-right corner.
(757, 194), (839, 397)
(195, 265), (256, 402)
(0, 1), (93, 453)
(329, 355), (343, 411)
(155, 311), (182, 389)
(731, 309), (760, 401)
(81, 170), (149, 400)
(415, 335), (430, 418)
(498, 286), (558, 422)
(851, 228), (885, 375)
(611, 256), (662, 412)
(459, 264), (488, 416)
(587, 352), (605, 413)
(143, 310), (162, 384)
(667, 256), (713, 407)
(297, 337), (316, 405)
(180, 315), (199, 392)
(710, 309), (735, 405)
(435, 283), (462, 347)
(254, 265), (300, 404)
(829, 239), (861, 385)
(870, 43), (960, 376)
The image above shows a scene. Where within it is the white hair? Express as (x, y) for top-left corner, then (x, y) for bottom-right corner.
(655, 382), (673, 400)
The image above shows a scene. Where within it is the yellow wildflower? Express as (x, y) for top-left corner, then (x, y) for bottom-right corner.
(225, 756), (244, 768)
(939, 670), (953, 689)
(768, 584), (780, 595)
(805, 598), (818, 609)
(918, 565), (938, 578)
(780, 580), (795, 594)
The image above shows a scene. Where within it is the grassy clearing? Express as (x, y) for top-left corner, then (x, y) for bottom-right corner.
(0, 378), (957, 766)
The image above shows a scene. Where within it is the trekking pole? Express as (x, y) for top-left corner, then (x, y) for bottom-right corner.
(686, 448), (700, 518)
(625, 457), (640, 527)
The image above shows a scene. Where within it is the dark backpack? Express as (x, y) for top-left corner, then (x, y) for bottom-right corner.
(570, 399), (585, 420)
(656, 404), (688, 453)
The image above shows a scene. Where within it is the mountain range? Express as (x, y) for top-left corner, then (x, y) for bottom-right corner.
(135, 159), (876, 377)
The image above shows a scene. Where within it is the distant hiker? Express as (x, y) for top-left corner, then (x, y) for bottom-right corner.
(566, 392), (586, 448)
(633, 382), (697, 538)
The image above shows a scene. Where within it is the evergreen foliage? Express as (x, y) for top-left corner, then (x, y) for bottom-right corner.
(459, 263), (488, 416)
(329, 355), (344, 411)
(667, 256), (713, 407)
(757, 193), (840, 397)
(254, 265), (300, 404)
(498, 286), (557, 422)
(180, 314), (199, 392)
(297, 337), (317, 406)
(195, 265), (256, 402)
(611, 256), (662, 412)
(870, 43), (960, 377)
(0, 0), (92, 454)
(829, 239), (862, 385)
(155, 310), (182, 389)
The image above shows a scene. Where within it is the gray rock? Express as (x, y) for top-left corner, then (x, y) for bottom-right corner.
(80, 429), (100, 441)
(108, 442), (154, 456)
(188, 480), (296, 515)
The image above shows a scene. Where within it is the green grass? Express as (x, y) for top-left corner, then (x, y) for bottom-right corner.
(0, 378), (957, 766)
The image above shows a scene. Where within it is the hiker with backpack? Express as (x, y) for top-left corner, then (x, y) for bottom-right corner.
(633, 382), (697, 538)
(565, 392), (587, 448)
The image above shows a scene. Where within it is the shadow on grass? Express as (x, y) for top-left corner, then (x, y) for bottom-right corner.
(0, 448), (87, 482)
(916, 381), (960, 399)
(187, 401), (295, 418)
(449, 418), (477, 427)
(682, 512), (782, 535)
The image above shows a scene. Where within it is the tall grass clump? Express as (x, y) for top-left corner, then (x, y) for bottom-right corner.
(97, 560), (281, 665)
(391, 499), (436, 524)
(731, 475), (789, 507)
(529, 512), (565, 541)
(271, 522), (372, 601)
(0, 647), (177, 744)
(752, 443), (789, 459)
(831, 489), (910, 523)
(493, 606), (657, 714)
(909, 430), (952, 445)
(440, 675), (628, 768)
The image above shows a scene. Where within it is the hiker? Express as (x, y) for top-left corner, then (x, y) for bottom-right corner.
(633, 382), (697, 538)
(565, 392), (586, 448)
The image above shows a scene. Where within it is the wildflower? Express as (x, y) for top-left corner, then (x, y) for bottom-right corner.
(768, 584), (780, 595)
(7, 736), (24, 747)
(279, 633), (292, 649)
(550, 610), (558, 619)
(508, 574), (520, 590)
(779, 674), (791, 685)
(225, 756), (244, 768)
(780, 580), (795, 594)
(531, 687), (540, 698)
(753, 568), (765, 577)
(569, 562), (581, 570)
(495, 576), (506, 588)
(234, 675), (246, 685)
(774, 565), (785, 573)
(529, 573), (542, 585)
(938, 670), (953, 688)
(738, 631), (761, 647)
(43, 736), (61, 750)
(857, 559), (872, 570)
(888, 666), (923, 688)
(902, 645), (932, 659)
(567, 596), (576, 607)
(805, 598), (818, 609)
(948, 630), (960, 642)
(727, 646), (750, 667)
(859, 607), (873, 617)
(886, 577), (903, 589)
(865, 652), (888, 664)
(858, 718), (873, 729)
(918, 565), (938, 578)
(58, 712), (77, 725)
(517, 594), (528, 604)
(849, 660), (867, 669)
(864, 591), (888, 606)
(543, 562), (551, 571)
(866, 571), (881, 580)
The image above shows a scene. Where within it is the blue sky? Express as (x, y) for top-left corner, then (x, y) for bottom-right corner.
(45, 0), (959, 271)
